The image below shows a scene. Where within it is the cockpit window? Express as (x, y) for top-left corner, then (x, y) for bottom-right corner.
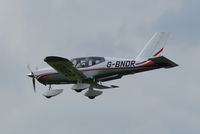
(71, 57), (105, 68)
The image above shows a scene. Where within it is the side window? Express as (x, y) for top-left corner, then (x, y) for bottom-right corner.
(95, 60), (101, 64)
(89, 57), (105, 66)
(72, 57), (105, 68)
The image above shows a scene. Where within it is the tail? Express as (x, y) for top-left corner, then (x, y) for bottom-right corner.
(135, 32), (170, 61)
(135, 32), (178, 68)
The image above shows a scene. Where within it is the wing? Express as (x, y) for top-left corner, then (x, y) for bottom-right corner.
(44, 56), (87, 81)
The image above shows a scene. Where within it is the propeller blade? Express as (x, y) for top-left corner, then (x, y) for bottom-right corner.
(27, 65), (36, 93)
(32, 73), (36, 93)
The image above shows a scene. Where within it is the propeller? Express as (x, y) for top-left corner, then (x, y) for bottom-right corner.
(27, 65), (36, 93)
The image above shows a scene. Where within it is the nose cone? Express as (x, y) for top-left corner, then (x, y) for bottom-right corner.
(27, 72), (34, 77)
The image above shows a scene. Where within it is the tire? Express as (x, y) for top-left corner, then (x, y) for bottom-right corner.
(88, 96), (95, 99)
(45, 96), (51, 99)
(75, 89), (83, 93)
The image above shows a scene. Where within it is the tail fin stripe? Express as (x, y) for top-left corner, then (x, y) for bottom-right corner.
(153, 48), (164, 56)
(135, 60), (148, 65)
(135, 61), (154, 67)
(135, 32), (170, 61)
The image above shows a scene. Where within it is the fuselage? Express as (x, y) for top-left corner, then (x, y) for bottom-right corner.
(28, 56), (159, 85)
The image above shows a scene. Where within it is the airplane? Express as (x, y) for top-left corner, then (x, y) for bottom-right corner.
(27, 32), (178, 99)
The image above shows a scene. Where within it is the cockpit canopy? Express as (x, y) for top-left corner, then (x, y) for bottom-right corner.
(71, 57), (105, 68)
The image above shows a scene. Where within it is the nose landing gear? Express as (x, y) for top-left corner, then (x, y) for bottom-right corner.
(42, 85), (63, 99)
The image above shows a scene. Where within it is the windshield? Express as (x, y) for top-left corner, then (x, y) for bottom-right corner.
(71, 57), (105, 68)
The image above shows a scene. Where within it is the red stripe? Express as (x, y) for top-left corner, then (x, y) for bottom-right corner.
(36, 67), (138, 79)
(135, 60), (148, 65)
(36, 62), (155, 80)
(153, 48), (164, 56)
(80, 67), (135, 72)
(36, 72), (58, 80)
(138, 61), (154, 67)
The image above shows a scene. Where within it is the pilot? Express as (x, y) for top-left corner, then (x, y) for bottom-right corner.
(75, 60), (81, 68)
(81, 61), (86, 67)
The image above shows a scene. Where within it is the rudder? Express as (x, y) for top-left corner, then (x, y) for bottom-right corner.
(135, 32), (170, 61)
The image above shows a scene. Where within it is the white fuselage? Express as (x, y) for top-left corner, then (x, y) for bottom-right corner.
(29, 57), (156, 85)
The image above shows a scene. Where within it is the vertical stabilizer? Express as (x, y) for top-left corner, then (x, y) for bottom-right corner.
(135, 32), (170, 61)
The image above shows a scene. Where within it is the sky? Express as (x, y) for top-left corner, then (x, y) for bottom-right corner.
(0, 0), (200, 134)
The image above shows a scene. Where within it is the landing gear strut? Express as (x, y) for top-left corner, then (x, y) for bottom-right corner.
(48, 85), (52, 90)
(42, 85), (63, 99)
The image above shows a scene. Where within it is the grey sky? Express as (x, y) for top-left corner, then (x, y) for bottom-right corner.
(0, 0), (200, 134)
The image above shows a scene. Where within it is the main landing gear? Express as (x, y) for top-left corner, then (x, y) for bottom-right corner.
(84, 86), (103, 100)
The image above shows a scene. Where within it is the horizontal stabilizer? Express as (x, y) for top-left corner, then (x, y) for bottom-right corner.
(149, 56), (178, 68)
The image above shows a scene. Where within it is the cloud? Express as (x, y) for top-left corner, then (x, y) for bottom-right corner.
(0, 0), (200, 134)
(154, 0), (200, 45)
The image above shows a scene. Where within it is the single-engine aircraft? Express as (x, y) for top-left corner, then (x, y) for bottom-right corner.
(27, 32), (178, 99)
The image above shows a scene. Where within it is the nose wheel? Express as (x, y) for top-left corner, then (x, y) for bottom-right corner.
(42, 85), (63, 99)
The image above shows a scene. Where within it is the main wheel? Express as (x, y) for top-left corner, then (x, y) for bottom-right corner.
(74, 89), (83, 93)
(88, 96), (95, 99)
(45, 96), (52, 99)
